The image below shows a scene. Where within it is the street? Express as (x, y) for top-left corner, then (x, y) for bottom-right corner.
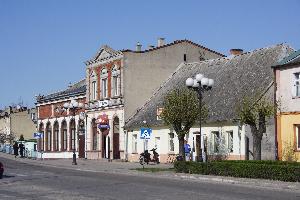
(0, 157), (299, 200)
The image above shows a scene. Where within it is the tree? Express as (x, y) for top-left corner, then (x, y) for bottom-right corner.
(237, 94), (275, 160)
(160, 88), (208, 161)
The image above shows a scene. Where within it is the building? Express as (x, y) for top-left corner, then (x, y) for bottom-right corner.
(0, 106), (37, 144)
(84, 38), (224, 160)
(36, 80), (86, 159)
(273, 49), (300, 161)
(124, 44), (293, 163)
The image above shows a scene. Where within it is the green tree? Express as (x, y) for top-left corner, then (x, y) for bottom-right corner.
(160, 88), (208, 161)
(237, 94), (275, 160)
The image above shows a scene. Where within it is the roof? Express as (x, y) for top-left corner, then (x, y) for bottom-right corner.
(121, 39), (225, 57)
(85, 45), (123, 65)
(272, 49), (300, 68)
(124, 44), (293, 129)
(36, 79), (86, 103)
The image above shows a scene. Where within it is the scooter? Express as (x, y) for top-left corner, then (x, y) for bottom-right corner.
(139, 148), (160, 165)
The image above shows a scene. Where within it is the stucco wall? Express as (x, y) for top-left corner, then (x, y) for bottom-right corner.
(278, 113), (300, 161)
(123, 42), (222, 120)
(127, 123), (245, 163)
(277, 64), (300, 112)
(11, 111), (36, 140)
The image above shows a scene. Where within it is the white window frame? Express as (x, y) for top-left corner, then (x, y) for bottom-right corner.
(226, 131), (233, 153)
(111, 65), (120, 97)
(100, 68), (108, 99)
(90, 70), (97, 101)
(294, 72), (300, 97)
(212, 131), (220, 153)
(169, 132), (175, 152)
(132, 134), (137, 153)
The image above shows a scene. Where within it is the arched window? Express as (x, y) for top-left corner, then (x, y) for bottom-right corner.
(61, 121), (67, 151)
(53, 121), (59, 151)
(90, 70), (97, 101)
(46, 122), (52, 151)
(92, 119), (98, 150)
(38, 123), (44, 151)
(70, 119), (76, 150)
(100, 68), (108, 99)
(111, 65), (120, 97)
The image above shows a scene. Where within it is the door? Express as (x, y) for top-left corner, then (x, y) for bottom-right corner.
(154, 137), (160, 154)
(113, 117), (120, 159)
(78, 135), (85, 158)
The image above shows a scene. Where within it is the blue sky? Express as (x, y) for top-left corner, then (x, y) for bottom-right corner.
(0, 0), (299, 109)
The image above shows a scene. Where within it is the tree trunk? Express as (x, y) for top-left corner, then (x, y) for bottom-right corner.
(178, 135), (185, 161)
(253, 135), (262, 160)
(250, 124), (263, 160)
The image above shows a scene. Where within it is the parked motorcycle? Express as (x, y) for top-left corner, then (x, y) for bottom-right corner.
(139, 148), (160, 165)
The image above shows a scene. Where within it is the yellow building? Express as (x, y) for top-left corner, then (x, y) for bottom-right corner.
(273, 49), (300, 161)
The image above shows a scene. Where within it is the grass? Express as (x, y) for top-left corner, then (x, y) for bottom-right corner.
(131, 167), (175, 173)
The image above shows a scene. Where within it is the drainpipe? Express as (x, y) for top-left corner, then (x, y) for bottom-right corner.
(125, 130), (128, 161)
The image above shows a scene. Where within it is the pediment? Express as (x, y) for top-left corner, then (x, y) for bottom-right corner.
(95, 49), (112, 60)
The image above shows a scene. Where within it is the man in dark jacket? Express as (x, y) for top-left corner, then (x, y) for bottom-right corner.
(13, 142), (19, 158)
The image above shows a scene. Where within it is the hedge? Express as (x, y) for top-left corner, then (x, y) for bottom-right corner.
(174, 161), (300, 182)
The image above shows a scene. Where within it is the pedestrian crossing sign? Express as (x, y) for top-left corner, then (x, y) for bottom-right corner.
(140, 128), (152, 139)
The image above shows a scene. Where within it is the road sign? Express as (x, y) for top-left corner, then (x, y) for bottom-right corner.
(33, 132), (43, 139)
(140, 128), (152, 139)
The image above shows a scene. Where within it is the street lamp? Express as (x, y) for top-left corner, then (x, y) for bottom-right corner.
(185, 74), (214, 162)
(63, 99), (84, 165)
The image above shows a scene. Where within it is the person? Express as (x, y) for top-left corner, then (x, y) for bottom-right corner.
(13, 142), (19, 158)
(184, 140), (191, 161)
(19, 143), (24, 158)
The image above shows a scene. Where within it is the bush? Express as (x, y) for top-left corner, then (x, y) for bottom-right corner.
(174, 160), (300, 182)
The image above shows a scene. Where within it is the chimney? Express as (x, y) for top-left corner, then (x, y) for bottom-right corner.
(136, 42), (142, 52)
(157, 38), (165, 47)
(230, 49), (243, 56)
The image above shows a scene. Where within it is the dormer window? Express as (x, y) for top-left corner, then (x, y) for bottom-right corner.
(101, 68), (108, 99)
(111, 65), (120, 97)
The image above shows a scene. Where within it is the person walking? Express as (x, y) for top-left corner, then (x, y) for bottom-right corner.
(184, 140), (191, 161)
(13, 142), (19, 158)
(19, 143), (24, 158)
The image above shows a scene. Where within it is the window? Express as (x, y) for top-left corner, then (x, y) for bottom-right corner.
(100, 68), (108, 98)
(294, 73), (300, 97)
(212, 131), (220, 153)
(111, 65), (120, 97)
(169, 132), (175, 152)
(227, 131), (233, 153)
(61, 121), (67, 151)
(296, 125), (300, 150)
(38, 123), (44, 151)
(92, 81), (97, 100)
(90, 70), (97, 101)
(132, 134), (137, 153)
(54, 122), (59, 151)
(92, 119), (98, 150)
(46, 123), (52, 151)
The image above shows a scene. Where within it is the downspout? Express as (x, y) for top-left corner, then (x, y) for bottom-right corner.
(273, 68), (279, 160)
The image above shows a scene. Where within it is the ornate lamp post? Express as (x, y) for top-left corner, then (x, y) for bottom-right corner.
(185, 74), (214, 162)
(63, 99), (84, 165)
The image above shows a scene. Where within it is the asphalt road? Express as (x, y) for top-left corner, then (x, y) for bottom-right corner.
(0, 157), (299, 200)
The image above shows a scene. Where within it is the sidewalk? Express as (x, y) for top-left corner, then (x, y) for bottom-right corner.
(1, 152), (300, 193)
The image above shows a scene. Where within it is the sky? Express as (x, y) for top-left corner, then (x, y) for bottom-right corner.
(0, 0), (299, 109)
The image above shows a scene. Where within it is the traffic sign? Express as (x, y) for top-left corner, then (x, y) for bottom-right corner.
(33, 132), (43, 139)
(140, 128), (152, 139)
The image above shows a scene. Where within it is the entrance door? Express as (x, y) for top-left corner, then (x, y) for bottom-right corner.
(155, 137), (160, 154)
(113, 117), (120, 159)
(78, 135), (85, 158)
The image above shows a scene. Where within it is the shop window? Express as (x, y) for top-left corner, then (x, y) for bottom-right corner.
(169, 132), (175, 152)
(211, 131), (220, 153)
(227, 131), (233, 153)
(132, 134), (137, 153)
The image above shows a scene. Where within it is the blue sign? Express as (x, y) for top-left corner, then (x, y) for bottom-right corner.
(33, 132), (43, 139)
(140, 128), (152, 139)
(98, 124), (110, 129)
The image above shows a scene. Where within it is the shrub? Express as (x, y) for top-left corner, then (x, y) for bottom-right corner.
(174, 160), (300, 182)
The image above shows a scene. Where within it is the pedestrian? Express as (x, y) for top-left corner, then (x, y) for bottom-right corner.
(184, 140), (191, 161)
(13, 142), (19, 158)
(19, 143), (24, 158)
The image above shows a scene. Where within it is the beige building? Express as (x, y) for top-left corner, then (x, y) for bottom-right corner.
(0, 106), (37, 144)
(84, 38), (223, 160)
